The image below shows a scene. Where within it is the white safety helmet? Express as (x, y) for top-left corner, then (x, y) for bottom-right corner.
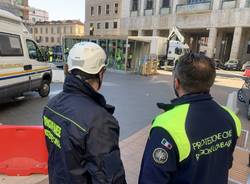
(67, 42), (106, 74)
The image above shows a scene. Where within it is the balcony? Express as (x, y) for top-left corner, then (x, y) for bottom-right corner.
(144, 9), (154, 16)
(176, 2), (211, 14)
(222, 0), (236, 9)
(160, 7), (170, 15)
(130, 10), (139, 17)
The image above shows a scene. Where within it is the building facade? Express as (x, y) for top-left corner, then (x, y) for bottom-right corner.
(0, 0), (29, 21)
(85, 0), (250, 63)
(31, 20), (84, 47)
(85, 0), (124, 36)
(29, 7), (49, 24)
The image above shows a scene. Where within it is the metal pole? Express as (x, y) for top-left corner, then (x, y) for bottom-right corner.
(125, 38), (129, 72)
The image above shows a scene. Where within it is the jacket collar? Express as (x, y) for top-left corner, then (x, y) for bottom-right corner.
(157, 93), (212, 112)
(63, 74), (115, 114)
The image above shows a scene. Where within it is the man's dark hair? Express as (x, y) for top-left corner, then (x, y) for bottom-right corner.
(174, 53), (216, 93)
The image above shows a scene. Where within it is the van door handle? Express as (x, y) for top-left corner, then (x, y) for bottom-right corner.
(24, 65), (32, 70)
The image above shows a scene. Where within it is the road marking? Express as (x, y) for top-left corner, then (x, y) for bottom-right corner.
(103, 82), (119, 87)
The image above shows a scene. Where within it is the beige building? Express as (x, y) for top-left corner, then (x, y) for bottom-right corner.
(31, 20), (84, 47)
(85, 0), (250, 63)
(85, 0), (124, 36)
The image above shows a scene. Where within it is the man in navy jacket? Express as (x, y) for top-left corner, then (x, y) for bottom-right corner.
(139, 53), (241, 184)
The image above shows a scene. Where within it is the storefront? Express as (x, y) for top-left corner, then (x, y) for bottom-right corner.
(63, 35), (154, 73)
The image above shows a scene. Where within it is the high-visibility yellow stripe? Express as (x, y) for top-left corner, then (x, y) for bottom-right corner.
(222, 106), (241, 137)
(0, 67), (50, 77)
(152, 104), (191, 162)
(45, 106), (87, 133)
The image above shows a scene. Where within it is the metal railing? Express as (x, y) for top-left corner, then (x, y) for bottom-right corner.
(144, 8), (154, 16)
(221, 0), (236, 9)
(176, 1), (212, 13)
(130, 10), (139, 17)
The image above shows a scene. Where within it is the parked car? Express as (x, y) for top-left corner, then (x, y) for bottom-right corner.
(224, 59), (240, 70)
(241, 61), (250, 71)
(214, 59), (224, 69)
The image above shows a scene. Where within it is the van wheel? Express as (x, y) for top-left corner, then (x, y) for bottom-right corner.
(39, 80), (50, 97)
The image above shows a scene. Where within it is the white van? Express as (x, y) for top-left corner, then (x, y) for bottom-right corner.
(160, 40), (190, 70)
(0, 9), (52, 101)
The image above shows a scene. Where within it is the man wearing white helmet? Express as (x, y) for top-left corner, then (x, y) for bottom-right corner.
(43, 42), (127, 184)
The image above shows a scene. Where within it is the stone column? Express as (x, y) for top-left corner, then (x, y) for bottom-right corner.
(212, 0), (222, 10)
(239, 0), (247, 8)
(230, 27), (243, 60)
(172, 0), (178, 13)
(215, 31), (223, 59)
(153, 29), (158, 36)
(140, 0), (145, 16)
(138, 30), (143, 36)
(206, 28), (218, 58)
(155, 0), (161, 15)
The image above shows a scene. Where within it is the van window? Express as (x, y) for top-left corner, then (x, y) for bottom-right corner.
(26, 40), (43, 61)
(0, 33), (23, 56)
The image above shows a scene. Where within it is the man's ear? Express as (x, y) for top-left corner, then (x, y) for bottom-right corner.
(174, 78), (180, 90)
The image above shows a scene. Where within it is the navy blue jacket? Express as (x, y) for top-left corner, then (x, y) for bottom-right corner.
(139, 93), (240, 184)
(43, 74), (126, 184)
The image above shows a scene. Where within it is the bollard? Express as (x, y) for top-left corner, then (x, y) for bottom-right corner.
(248, 154), (250, 167)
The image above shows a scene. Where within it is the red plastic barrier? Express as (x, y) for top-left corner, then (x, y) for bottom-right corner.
(243, 69), (250, 77)
(0, 125), (48, 176)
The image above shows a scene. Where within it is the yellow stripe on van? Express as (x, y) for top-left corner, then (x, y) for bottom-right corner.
(0, 67), (50, 77)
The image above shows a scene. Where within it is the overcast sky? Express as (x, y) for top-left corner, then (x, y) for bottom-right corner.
(29, 0), (85, 23)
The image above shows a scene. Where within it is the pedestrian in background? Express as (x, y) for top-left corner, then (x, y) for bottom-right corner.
(139, 53), (241, 184)
(43, 42), (127, 184)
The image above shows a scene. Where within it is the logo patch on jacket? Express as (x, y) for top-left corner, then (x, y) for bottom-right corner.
(161, 138), (173, 150)
(153, 148), (168, 164)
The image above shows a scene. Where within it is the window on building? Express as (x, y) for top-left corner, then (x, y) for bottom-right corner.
(46, 27), (48, 34)
(57, 37), (60, 43)
(40, 28), (43, 34)
(70, 27), (73, 34)
(98, 6), (102, 15)
(51, 37), (54, 43)
(0, 33), (23, 56)
(32, 17), (36, 23)
(45, 37), (49, 43)
(64, 26), (66, 34)
(114, 3), (119, 14)
(105, 22), (109, 29)
(106, 4), (110, 15)
(34, 28), (38, 34)
(113, 22), (118, 29)
(97, 23), (101, 29)
(91, 6), (94, 16)
(51, 27), (54, 34)
(146, 0), (153, 10)
(30, 28), (33, 34)
(90, 23), (94, 35)
(247, 41), (250, 54)
(132, 0), (139, 11)
(57, 27), (61, 34)
(162, 0), (170, 8)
